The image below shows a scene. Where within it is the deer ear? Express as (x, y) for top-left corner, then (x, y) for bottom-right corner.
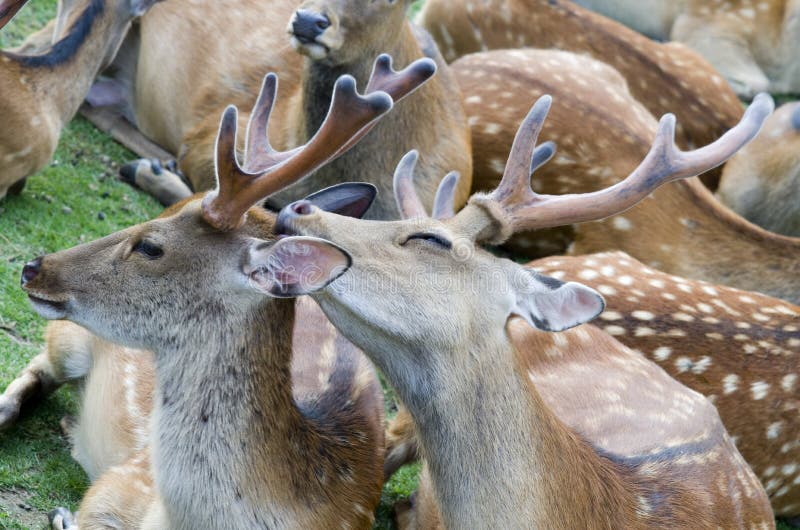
(511, 269), (605, 332)
(245, 236), (352, 298)
(129, 0), (163, 17)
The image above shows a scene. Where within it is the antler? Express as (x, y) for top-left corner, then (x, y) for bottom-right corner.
(0, 0), (28, 29)
(467, 92), (774, 242)
(202, 54), (437, 231)
(393, 150), (460, 220)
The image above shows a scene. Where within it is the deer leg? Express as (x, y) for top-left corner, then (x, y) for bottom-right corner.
(0, 352), (58, 430)
(384, 405), (420, 480)
(119, 158), (193, 206)
(49, 507), (78, 530)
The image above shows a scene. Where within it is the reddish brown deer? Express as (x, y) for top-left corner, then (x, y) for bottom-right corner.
(386, 249), (800, 518)
(98, 0), (473, 217)
(574, 0), (800, 98)
(273, 93), (775, 526)
(0, 0), (164, 199)
(717, 101), (800, 237)
(452, 49), (800, 304)
(416, 0), (743, 172)
(8, 66), (428, 528)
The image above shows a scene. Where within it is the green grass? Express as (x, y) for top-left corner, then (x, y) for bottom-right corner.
(0, 2), (796, 530)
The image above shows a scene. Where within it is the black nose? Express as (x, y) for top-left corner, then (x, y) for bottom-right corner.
(292, 9), (330, 43)
(21, 257), (43, 287)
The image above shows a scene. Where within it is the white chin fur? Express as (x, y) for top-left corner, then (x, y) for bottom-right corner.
(28, 298), (67, 320)
(289, 36), (329, 60)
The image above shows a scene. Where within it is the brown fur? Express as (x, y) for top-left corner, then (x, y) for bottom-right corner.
(11, 201), (385, 528)
(451, 49), (800, 304)
(417, 0), (743, 189)
(718, 101), (800, 237)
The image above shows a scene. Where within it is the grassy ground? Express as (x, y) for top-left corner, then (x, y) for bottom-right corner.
(0, 2), (796, 530)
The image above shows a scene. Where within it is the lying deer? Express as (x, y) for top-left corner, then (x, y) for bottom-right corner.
(574, 0), (800, 98)
(387, 250), (800, 518)
(273, 94), (775, 527)
(95, 0), (472, 216)
(0, 0), (163, 199)
(717, 101), (800, 237)
(453, 49), (800, 304)
(10, 64), (430, 528)
(416, 0), (743, 174)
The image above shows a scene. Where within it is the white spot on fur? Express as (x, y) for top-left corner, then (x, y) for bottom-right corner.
(751, 381), (770, 400)
(723, 374), (740, 394)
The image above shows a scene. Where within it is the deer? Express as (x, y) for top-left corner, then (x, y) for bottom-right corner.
(717, 101), (800, 237)
(385, 250), (800, 519)
(573, 0), (800, 99)
(415, 0), (744, 188)
(82, 0), (473, 217)
(271, 92), (776, 527)
(451, 48), (800, 304)
(0, 0), (165, 200)
(9, 62), (434, 528)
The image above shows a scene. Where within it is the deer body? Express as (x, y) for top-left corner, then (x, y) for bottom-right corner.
(575, 0), (800, 98)
(452, 49), (800, 304)
(0, 0), (162, 199)
(107, 0), (472, 216)
(416, 0), (743, 165)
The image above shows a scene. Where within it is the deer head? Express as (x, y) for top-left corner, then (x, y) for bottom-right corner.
(288, 0), (415, 63)
(274, 93), (773, 364)
(17, 65), (419, 352)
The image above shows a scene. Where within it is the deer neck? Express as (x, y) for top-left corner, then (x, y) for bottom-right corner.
(150, 298), (308, 527)
(2, 0), (123, 127)
(370, 325), (632, 527)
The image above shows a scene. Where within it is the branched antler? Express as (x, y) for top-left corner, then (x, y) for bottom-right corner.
(467, 92), (774, 242)
(0, 0), (28, 30)
(393, 150), (460, 220)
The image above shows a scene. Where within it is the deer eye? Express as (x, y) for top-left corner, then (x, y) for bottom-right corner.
(403, 233), (452, 249)
(132, 240), (164, 259)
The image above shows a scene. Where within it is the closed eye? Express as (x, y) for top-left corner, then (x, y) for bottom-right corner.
(132, 240), (164, 259)
(403, 233), (452, 249)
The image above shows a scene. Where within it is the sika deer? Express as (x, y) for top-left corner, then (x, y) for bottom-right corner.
(0, 0), (163, 199)
(416, 0), (743, 169)
(718, 102), (800, 237)
(574, 0), (800, 98)
(453, 49), (800, 303)
(12, 66), (428, 528)
(104, 0), (472, 217)
(274, 94), (775, 526)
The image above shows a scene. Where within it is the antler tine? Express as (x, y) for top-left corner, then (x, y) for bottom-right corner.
(243, 73), (288, 172)
(489, 95), (552, 206)
(530, 141), (556, 175)
(202, 74), (393, 231)
(394, 150), (428, 219)
(0, 0), (28, 29)
(432, 171), (460, 220)
(367, 54), (437, 103)
(485, 92), (774, 235)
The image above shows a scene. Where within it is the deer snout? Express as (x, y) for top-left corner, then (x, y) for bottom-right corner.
(20, 256), (42, 287)
(275, 200), (315, 235)
(291, 9), (330, 43)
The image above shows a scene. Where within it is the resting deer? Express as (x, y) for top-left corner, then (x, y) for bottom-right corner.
(273, 94), (775, 527)
(416, 0), (743, 177)
(387, 250), (800, 518)
(90, 0), (472, 216)
(10, 64), (432, 528)
(453, 49), (800, 304)
(0, 0), (163, 200)
(717, 101), (800, 237)
(574, 0), (800, 98)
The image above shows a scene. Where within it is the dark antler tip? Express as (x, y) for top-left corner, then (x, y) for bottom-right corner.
(365, 91), (393, 113)
(376, 54), (392, 67)
(334, 74), (358, 94)
(411, 57), (437, 80)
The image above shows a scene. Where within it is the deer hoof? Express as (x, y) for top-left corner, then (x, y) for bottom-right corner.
(0, 395), (21, 431)
(48, 507), (77, 530)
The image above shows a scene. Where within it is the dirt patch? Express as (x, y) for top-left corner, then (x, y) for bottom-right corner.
(0, 487), (48, 529)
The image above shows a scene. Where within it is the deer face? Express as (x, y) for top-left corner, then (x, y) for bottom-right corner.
(288, 0), (411, 64)
(20, 200), (351, 353)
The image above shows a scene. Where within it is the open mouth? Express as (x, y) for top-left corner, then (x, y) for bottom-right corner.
(26, 293), (68, 318)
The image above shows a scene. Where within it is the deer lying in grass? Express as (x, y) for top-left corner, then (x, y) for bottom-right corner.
(273, 94), (775, 527)
(388, 250), (800, 518)
(574, 0), (800, 98)
(453, 49), (800, 304)
(0, 0), (163, 200)
(717, 102), (800, 237)
(416, 0), (743, 170)
(10, 64), (433, 528)
(96, 0), (472, 216)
